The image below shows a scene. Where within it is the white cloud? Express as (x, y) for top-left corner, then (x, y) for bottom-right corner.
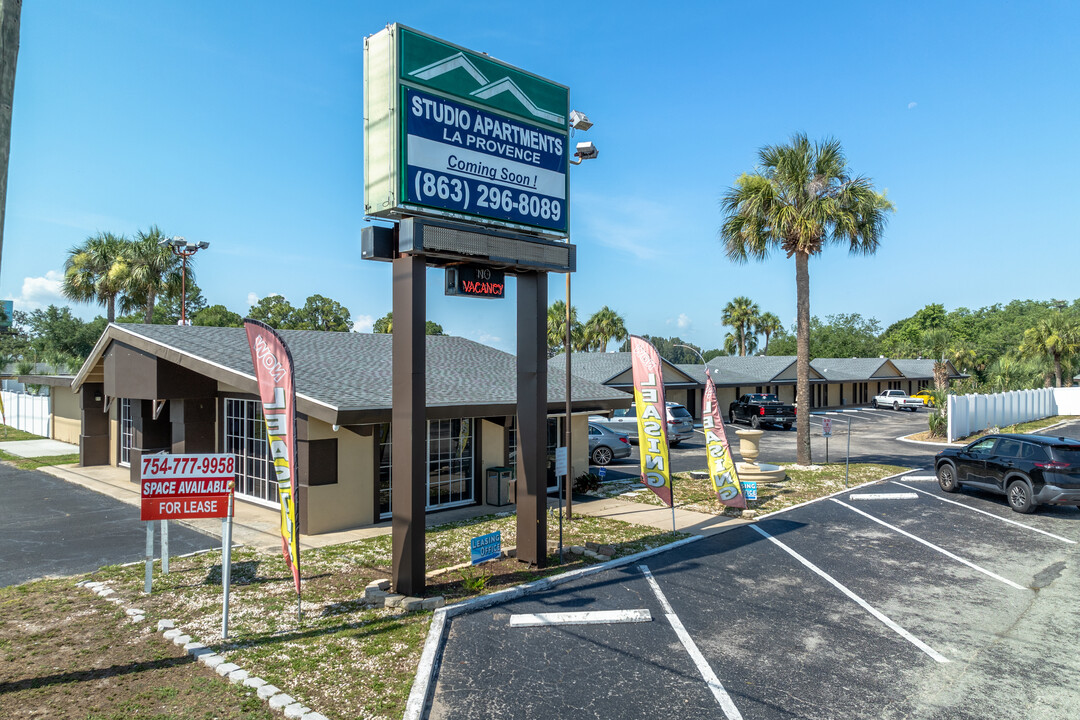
(676, 313), (691, 330)
(352, 314), (375, 333)
(477, 332), (502, 346)
(247, 292), (259, 308)
(6, 270), (66, 311)
(576, 193), (697, 263)
(907, 101), (918, 110)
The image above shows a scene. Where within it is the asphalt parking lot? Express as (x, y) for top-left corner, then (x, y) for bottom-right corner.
(0, 464), (220, 587)
(595, 407), (934, 477)
(431, 422), (1080, 719)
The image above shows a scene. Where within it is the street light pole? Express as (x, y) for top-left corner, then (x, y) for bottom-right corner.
(158, 236), (209, 325)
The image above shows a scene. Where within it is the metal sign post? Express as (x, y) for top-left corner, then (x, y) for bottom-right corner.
(822, 417), (832, 464)
(222, 482), (234, 639)
(845, 417), (852, 488)
(555, 446), (567, 562)
(144, 522), (153, 594)
(160, 520), (169, 574)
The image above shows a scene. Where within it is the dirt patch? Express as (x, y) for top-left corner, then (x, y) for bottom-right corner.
(0, 578), (275, 720)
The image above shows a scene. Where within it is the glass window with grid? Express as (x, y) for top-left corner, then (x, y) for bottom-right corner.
(119, 398), (133, 467)
(224, 398), (276, 505)
(377, 423), (392, 520)
(426, 418), (474, 509)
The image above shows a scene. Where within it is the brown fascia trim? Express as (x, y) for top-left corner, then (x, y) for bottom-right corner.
(17, 375), (76, 387)
(332, 397), (631, 426)
(75, 327), (339, 425)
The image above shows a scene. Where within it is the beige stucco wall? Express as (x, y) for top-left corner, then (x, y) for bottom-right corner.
(570, 414), (588, 480)
(302, 419), (373, 534)
(715, 387), (739, 414)
(109, 402), (119, 466)
(51, 387), (81, 445)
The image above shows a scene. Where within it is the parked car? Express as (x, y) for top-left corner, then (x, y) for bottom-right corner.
(587, 422), (632, 466)
(590, 402), (695, 446)
(934, 433), (1080, 513)
(911, 388), (936, 407)
(728, 393), (797, 430)
(871, 389), (923, 411)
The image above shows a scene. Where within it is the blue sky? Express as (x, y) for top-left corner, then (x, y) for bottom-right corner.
(5, 2), (1079, 353)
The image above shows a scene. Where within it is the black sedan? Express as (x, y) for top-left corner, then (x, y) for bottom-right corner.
(934, 433), (1080, 513)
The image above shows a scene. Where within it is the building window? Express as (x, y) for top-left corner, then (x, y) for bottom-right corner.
(377, 418), (477, 518)
(377, 424), (392, 520)
(224, 398), (277, 507)
(427, 418), (475, 509)
(508, 417), (563, 493)
(119, 399), (132, 467)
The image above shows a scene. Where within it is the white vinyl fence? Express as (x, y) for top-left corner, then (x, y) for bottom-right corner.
(947, 387), (1080, 442)
(0, 390), (51, 438)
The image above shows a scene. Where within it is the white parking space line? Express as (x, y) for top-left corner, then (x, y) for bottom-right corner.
(748, 525), (949, 663)
(831, 499), (1029, 590)
(509, 609), (652, 627)
(903, 475), (936, 481)
(892, 481), (1077, 544)
(639, 565), (743, 720)
(850, 492), (919, 501)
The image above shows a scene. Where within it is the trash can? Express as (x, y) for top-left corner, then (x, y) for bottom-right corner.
(486, 466), (514, 507)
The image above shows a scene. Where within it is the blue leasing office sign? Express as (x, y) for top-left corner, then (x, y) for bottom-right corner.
(470, 530), (502, 565)
(364, 24), (570, 237)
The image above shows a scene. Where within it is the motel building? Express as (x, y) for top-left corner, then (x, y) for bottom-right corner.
(556, 352), (964, 419)
(53, 324), (629, 536)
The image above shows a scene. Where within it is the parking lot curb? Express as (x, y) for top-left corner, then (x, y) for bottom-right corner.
(403, 534), (705, 720)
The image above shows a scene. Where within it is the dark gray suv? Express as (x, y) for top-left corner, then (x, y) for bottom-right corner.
(590, 402), (695, 446)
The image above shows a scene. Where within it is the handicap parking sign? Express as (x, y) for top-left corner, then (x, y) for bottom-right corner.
(742, 481), (758, 501)
(597, 467), (606, 479)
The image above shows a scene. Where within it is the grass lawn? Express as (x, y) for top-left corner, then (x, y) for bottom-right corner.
(0, 578), (276, 720)
(0, 423), (46, 441)
(904, 415), (1080, 444)
(588, 463), (910, 517)
(69, 512), (688, 720)
(0, 450), (82, 470)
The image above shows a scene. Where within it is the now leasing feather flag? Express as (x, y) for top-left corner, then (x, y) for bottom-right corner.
(244, 320), (301, 602)
(703, 369), (746, 509)
(630, 335), (673, 507)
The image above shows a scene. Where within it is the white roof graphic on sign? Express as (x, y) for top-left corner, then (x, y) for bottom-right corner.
(408, 53), (565, 125)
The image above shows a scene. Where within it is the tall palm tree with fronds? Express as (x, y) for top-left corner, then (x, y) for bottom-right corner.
(547, 300), (580, 356)
(582, 306), (627, 352)
(921, 328), (951, 389)
(62, 232), (128, 322)
(756, 312), (782, 355)
(720, 134), (893, 465)
(119, 225), (185, 323)
(1019, 315), (1079, 388)
(721, 296), (760, 356)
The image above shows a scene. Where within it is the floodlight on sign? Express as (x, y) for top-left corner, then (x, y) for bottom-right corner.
(569, 110), (593, 131)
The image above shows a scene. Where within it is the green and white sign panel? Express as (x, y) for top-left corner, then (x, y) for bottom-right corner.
(365, 25), (570, 237)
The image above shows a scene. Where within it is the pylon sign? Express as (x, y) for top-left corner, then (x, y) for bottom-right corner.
(364, 24), (570, 237)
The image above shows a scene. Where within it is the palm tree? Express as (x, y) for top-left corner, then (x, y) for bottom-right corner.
(582, 306), (627, 352)
(721, 296), (760, 356)
(724, 331), (758, 356)
(756, 312), (782, 355)
(119, 226), (185, 323)
(720, 134), (893, 465)
(62, 232), (128, 322)
(547, 300), (580, 355)
(1018, 315), (1080, 388)
(0, 0), (21, 282)
(921, 328), (951, 389)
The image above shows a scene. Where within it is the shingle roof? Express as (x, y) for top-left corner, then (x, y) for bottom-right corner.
(704, 356), (798, 385)
(549, 352), (699, 387)
(810, 357), (894, 381)
(890, 358), (963, 379)
(676, 364), (709, 385)
(74, 324), (629, 423)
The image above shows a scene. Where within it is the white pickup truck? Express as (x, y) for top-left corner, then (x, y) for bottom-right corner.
(871, 389), (923, 411)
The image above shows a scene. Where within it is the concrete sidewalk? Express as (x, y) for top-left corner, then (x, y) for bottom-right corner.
(0, 438), (80, 457)
(36, 463), (747, 554)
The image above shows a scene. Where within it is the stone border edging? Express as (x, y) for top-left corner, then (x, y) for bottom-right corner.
(402, 534), (705, 720)
(74, 580), (329, 720)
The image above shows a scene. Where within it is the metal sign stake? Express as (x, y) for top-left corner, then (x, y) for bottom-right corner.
(144, 522), (153, 594)
(160, 520), (169, 574)
(222, 483), (234, 639)
(845, 417), (852, 488)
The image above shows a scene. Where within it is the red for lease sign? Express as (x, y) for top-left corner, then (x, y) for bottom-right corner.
(140, 454), (237, 521)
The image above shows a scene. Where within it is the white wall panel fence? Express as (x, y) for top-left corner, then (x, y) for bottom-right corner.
(947, 387), (1080, 442)
(0, 390), (51, 438)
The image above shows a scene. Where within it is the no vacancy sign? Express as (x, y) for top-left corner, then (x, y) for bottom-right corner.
(141, 454), (237, 521)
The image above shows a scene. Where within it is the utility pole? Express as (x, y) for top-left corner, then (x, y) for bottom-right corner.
(0, 0), (22, 281)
